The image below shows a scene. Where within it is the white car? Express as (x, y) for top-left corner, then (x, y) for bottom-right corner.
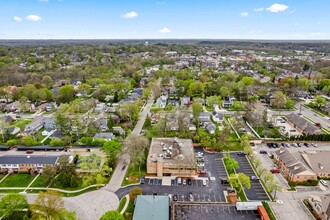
(202, 179), (207, 186)
(320, 180), (328, 186)
(177, 178), (182, 185)
(182, 179), (187, 185)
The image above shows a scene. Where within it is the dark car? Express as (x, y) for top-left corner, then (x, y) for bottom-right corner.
(260, 150), (267, 154)
(237, 152), (246, 156)
(304, 143), (309, 147)
(15, 114), (22, 118)
(26, 150), (34, 154)
(187, 179), (192, 185)
(274, 143), (279, 148)
(297, 143), (301, 147)
(173, 194), (178, 201)
(270, 169), (280, 174)
(221, 177), (229, 184)
(140, 175), (145, 184)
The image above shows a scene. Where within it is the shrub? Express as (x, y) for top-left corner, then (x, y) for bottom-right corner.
(289, 181), (298, 187)
(5, 139), (18, 146)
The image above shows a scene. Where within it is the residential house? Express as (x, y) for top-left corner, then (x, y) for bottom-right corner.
(93, 132), (115, 141)
(212, 111), (224, 123)
(24, 116), (44, 134)
(0, 155), (61, 172)
(285, 113), (322, 135)
(156, 96), (167, 108)
(95, 103), (106, 113)
(308, 195), (330, 220)
(206, 123), (216, 134)
(273, 148), (317, 182)
(180, 96), (190, 106)
(4, 115), (14, 124)
(4, 101), (19, 112)
(301, 151), (330, 178)
(6, 127), (21, 136)
(95, 118), (108, 132)
(198, 112), (211, 126)
(133, 195), (169, 220)
(223, 96), (236, 108)
(167, 100), (179, 107)
(43, 116), (55, 131)
(112, 127), (126, 136)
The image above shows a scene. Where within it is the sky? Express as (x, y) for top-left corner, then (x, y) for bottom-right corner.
(1, 0), (329, 40)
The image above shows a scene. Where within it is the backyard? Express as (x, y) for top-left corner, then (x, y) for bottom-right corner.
(122, 163), (146, 186)
(0, 173), (36, 187)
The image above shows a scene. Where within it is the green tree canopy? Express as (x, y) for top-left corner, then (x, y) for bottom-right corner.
(99, 210), (124, 220)
(0, 193), (28, 220)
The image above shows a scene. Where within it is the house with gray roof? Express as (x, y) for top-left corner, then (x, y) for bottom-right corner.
(206, 123), (216, 134)
(285, 113), (322, 135)
(133, 195), (169, 220)
(198, 112), (211, 126)
(0, 155), (61, 172)
(93, 132), (115, 141)
(301, 151), (330, 178)
(24, 116), (44, 134)
(308, 195), (330, 220)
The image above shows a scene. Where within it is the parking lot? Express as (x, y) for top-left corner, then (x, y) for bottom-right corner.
(172, 203), (261, 220)
(230, 153), (270, 201)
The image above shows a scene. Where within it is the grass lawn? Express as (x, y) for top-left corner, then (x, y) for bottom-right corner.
(122, 163), (145, 186)
(262, 201), (276, 220)
(0, 174), (5, 181)
(30, 175), (49, 187)
(0, 174), (35, 187)
(12, 119), (32, 130)
(118, 196), (127, 213)
(123, 201), (134, 220)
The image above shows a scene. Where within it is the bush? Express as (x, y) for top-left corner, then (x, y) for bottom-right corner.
(289, 180), (318, 187)
(80, 137), (93, 145)
(49, 137), (66, 146)
(262, 202), (276, 220)
(5, 139), (18, 146)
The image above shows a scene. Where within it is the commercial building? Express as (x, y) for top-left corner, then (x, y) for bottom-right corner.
(285, 113), (322, 135)
(273, 148), (317, 182)
(301, 151), (330, 178)
(0, 155), (66, 172)
(308, 195), (330, 220)
(133, 195), (169, 220)
(147, 138), (196, 177)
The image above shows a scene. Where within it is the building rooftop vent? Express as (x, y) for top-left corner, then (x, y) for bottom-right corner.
(318, 163), (324, 170)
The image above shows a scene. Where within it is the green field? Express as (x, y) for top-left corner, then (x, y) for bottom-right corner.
(0, 174), (35, 187)
(30, 175), (49, 187)
(12, 119), (32, 130)
(122, 163), (145, 186)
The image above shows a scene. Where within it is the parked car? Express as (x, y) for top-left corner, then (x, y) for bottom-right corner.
(182, 178), (187, 185)
(320, 180), (328, 186)
(173, 194), (178, 201)
(140, 175), (145, 184)
(26, 150), (33, 154)
(250, 176), (259, 180)
(296, 143), (301, 147)
(187, 179), (192, 185)
(188, 192), (194, 202)
(270, 169), (280, 173)
(304, 143), (309, 147)
(15, 114), (21, 118)
(221, 177), (229, 184)
(237, 152), (246, 156)
(202, 179), (207, 186)
(198, 170), (207, 175)
(177, 178), (182, 185)
(311, 143), (318, 148)
(260, 150), (267, 154)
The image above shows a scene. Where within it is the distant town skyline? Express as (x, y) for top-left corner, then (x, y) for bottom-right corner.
(1, 0), (329, 40)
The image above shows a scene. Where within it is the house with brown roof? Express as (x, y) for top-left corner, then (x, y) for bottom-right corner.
(285, 113), (322, 135)
(273, 148), (317, 182)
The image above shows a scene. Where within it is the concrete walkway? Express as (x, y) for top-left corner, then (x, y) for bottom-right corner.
(24, 173), (40, 192)
(0, 173), (9, 184)
(120, 194), (129, 215)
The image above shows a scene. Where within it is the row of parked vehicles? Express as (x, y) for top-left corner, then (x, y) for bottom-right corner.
(267, 142), (318, 148)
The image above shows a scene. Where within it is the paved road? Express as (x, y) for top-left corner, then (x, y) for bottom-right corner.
(106, 97), (154, 192)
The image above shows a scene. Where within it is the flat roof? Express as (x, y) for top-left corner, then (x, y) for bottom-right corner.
(147, 138), (195, 166)
(0, 155), (60, 165)
(133, 195), (169, 220)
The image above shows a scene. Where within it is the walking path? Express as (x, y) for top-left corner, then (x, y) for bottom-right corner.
(0, 173), (9, 184)
(23, 174), (40, 192)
